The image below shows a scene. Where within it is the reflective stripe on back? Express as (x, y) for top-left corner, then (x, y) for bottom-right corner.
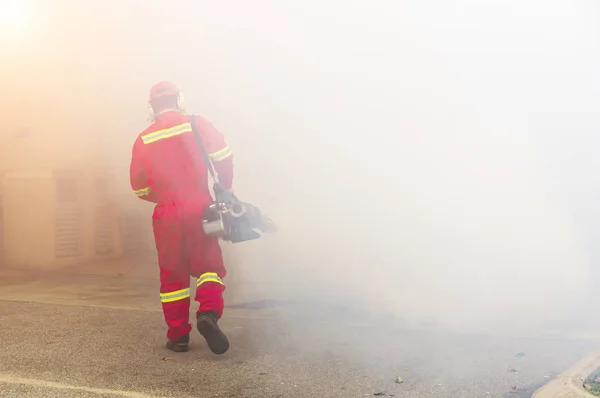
(141, 123), (192, 144)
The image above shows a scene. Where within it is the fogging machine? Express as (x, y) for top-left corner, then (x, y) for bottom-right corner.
(189, 117), (276, 243)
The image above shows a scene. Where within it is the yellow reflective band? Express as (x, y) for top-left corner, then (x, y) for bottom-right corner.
(134, 187), (151, 197)
(197, 272), (224, 287)
(141, 122), (192, 144)
(159, 288), (191, 303)
(208, 146), (232, 162)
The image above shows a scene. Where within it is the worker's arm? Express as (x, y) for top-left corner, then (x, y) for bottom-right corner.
(194, 115), (234, 191)
(130, 136), (158, 203)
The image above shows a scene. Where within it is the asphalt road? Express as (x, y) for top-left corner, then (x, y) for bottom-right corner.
(0, 268), (598, 398)
(0, 297), (596, 398)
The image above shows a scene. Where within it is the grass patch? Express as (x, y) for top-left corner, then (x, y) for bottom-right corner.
(584, 367), (600, 396)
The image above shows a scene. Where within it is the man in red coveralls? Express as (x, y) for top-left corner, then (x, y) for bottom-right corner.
(129, 81), (234, 354)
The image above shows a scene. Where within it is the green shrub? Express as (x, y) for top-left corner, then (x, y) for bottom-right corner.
(584, 368), (600, 396)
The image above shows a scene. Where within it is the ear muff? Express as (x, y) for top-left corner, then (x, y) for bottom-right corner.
(176, 92), (186, 113)
(147, 103), (156, 122)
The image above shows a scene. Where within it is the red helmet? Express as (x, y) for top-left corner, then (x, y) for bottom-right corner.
(149, 81), (180, 103)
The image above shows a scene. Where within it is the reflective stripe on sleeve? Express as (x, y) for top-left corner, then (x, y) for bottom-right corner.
(196, 272), (224, 287)
(160, 288), (191, 303)
(134, 187), (151, 197)
(208, 146), (232, 162)
(141, 123), (192, 144)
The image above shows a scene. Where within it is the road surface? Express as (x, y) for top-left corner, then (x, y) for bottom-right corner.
(0, 267), (597, 398)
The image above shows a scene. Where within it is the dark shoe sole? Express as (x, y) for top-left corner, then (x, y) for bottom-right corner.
(197, 315), (230, 355)
(166, 341), (189, 352)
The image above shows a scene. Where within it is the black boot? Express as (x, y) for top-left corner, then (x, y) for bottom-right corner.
(166, 334), (189, 352)
(197, 311), (229, 355)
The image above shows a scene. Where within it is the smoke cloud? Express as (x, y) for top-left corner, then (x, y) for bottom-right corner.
(2, 0), (599, 335)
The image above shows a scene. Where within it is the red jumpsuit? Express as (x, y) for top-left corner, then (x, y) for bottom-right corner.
(129, 110), (234, 342)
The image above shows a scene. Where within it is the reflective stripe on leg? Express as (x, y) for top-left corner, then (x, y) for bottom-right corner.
(160, 287), (191, 303)
(196, 272), (224, 287)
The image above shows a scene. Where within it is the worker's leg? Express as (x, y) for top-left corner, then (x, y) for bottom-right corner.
(188, 222), (227, 317)
(183, 205), (229, 354)
(195, 268), (225, 317)
(153, 206), (191, 351)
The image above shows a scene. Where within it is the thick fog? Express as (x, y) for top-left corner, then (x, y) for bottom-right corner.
(2, 0), (599, 333)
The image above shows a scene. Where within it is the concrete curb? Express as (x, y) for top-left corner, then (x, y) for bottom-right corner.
(533, 346), (600, 398)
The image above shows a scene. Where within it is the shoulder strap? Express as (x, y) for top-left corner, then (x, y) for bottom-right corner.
(189, 115), (218, 184)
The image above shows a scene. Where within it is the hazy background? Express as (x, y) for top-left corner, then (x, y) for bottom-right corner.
(2, 0), (599, 333)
